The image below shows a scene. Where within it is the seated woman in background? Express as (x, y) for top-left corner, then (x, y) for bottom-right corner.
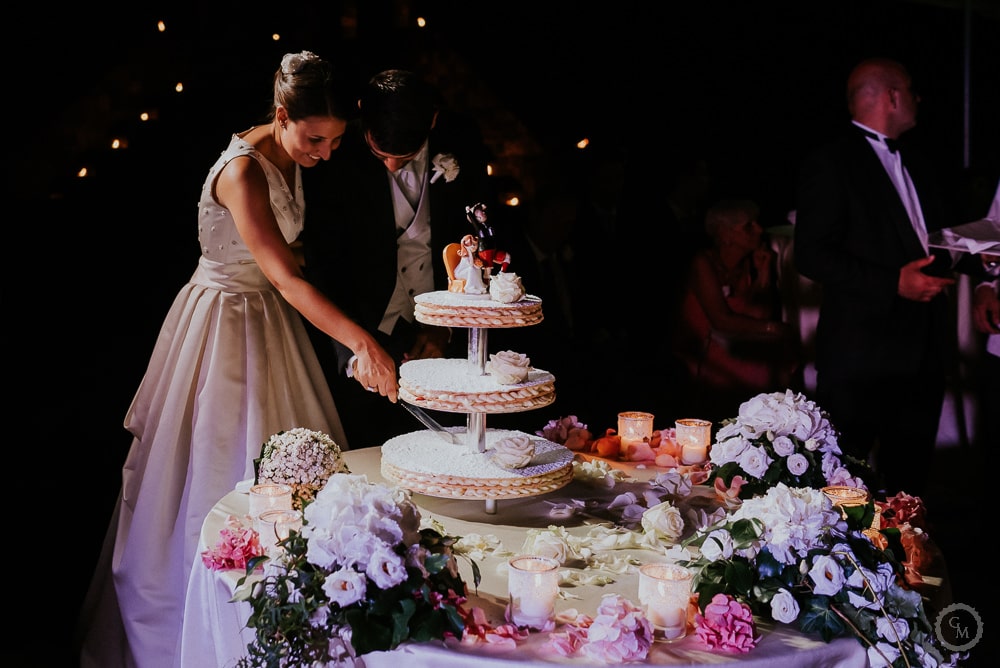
(672, 198), (800, 421)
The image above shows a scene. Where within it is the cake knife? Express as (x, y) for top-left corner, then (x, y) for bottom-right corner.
(401, 402), (460, 444)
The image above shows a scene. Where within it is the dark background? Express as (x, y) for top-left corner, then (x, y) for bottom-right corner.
(8, 1), (998, 665)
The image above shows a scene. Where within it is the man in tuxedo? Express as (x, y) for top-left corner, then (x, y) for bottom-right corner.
(794, 58), (959, 497)
(302, 69), (496, 448)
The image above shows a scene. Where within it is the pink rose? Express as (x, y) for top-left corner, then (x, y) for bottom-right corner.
(694, 593), (760, 653)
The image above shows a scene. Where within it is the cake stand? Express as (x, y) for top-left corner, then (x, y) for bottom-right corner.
(399, 292), (565, 514)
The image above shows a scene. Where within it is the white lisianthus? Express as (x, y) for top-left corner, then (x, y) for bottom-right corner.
(867, 642), (902, 668)
(699, 528), (734, 561)
(770, 588), (800, 623)
(709, 435), (750, 465)
(807, 554), (845, 596)
(786, 452), (810, 476)
(323, 568), (367, 607)
(640, 501), (685, 544)
(875, 615), (910, 643)
(737, 444), (773, 478)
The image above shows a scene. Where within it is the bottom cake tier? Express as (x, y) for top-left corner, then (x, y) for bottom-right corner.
(380, 428), (575, 500)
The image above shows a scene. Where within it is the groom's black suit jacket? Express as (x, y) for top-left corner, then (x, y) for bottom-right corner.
(300, 111), (496, 446)
(793, 126), (959, 382)
(302, 111), (495, 363)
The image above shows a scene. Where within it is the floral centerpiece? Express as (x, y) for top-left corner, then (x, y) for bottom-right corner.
(234, 473), (477, 666)
(255, 427), (349, 509)
(679, 483), (963, 667)
(707, 389), (869, 498)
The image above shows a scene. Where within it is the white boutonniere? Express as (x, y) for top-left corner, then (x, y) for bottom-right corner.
(430, 153), (460, 183)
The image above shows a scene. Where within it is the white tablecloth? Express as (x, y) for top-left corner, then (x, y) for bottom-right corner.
(180, 449), (867, 667)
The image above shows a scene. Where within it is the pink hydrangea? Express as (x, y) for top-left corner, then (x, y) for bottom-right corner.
(546, 597), (653, 663)
(201, 515), (264, 571)
(694, 593), (760, 653)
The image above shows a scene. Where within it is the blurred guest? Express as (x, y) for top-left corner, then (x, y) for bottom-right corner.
(76, 52), (397, 668)
(672, 198), (799, 423)
(794, 58), (960, 496)
(301, 69), (496, 447)
(970, 177), (1000, 453)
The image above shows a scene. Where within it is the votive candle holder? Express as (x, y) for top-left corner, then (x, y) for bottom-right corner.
(638, 562), (693, 642)
(675, 419), (712, 465)
(507, 555), (560, 629)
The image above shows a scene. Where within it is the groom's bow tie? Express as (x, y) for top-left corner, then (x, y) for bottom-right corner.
(859, 128), (900, 153)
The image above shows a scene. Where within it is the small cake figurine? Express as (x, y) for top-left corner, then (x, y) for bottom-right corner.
(465, 203), (511, 275)
(453, 234), (488, 294)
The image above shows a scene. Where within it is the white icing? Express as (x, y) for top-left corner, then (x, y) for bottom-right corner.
(381, 429), (573, 478)
(400, 358), (552, 392)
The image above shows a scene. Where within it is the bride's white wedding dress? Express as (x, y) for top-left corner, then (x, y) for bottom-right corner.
(77, 132), (347, 668)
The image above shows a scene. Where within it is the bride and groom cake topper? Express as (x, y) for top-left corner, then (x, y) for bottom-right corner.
(446, 203), (514, 296)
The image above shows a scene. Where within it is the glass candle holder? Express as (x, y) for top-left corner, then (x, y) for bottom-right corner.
(249, 483), (293, 520)
(675, 419), (712, 465)
(821, 486), (870, 518)
(256, 508), (302, 554)
(638, 562), (693, 642)
(618, 412), (655, 449)
(507, 555), (560, 629)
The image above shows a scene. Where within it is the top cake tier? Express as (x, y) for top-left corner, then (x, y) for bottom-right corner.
(414, 290), (543, 328)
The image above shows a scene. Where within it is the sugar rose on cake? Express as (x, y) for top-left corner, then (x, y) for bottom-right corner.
(487, 350), (531, 384)
(491, 434), (536, 469)
(488, 271), (525, 303)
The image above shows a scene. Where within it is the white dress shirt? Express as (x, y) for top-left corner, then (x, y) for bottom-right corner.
(853, 121), (929, 252)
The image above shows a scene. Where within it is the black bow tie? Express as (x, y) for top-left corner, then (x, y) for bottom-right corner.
(859, 128), (900, 153)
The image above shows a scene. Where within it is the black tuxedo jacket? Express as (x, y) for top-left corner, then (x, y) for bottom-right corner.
(793, 126), (960, 381)
(301, 110), (495, 368)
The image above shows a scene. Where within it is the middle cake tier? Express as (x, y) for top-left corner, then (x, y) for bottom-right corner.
(399, 358), (556, 413)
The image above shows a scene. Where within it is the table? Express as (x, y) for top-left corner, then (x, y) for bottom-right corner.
(180, 448), (868, 667)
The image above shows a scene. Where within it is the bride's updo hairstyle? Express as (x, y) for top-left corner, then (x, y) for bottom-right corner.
(271, 50), (356, 123)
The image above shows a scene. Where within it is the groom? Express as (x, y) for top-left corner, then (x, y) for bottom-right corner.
(302, 69), (497, 447)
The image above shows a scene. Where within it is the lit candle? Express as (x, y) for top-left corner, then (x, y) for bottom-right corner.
(675, 419), (711, 465)
(507, 555), (560, 629)
(638, 563), (692, 642)
(618, 411), (655, 457)
(249, 483), (293, 519)
(256, 509), (302, 555)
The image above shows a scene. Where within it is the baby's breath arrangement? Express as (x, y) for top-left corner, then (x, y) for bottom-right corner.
(255, 428), (349, 509)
